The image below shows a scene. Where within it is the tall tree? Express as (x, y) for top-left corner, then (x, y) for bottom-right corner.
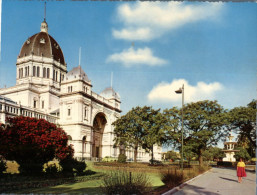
(113, 107), (148, 162)
(228, 100), (256, 151)
(163, 108), (181, 147)
(140, 109), (167, 164)
(113, 106), (166, 163)
(182, 100), (227, 166)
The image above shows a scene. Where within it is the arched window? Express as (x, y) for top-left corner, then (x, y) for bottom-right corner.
(21, 68), (23, 78)
(47, 68), (50, 78)
(43, 67), (46, 78)
(25, 67), (27, 76)
(33, 66), (35, 76)
(19, 68), (21, 78)
(27, 66), (29, 76)
(37, 66), (40, 77)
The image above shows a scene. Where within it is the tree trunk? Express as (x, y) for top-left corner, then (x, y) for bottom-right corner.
(134, 146), (138, 163)
(198, 148), (203, 166)
(151, 145), (154, 165)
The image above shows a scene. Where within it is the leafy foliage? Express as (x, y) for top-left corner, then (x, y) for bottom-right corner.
(234, 147), (251, 161)
(117, 154), (127, 163)
(161, 169), (183, 188)
(0, 157), (7, 176)
(113, 106), (166, 163)
(164, 100), (228, 166)
(228, 100), (256, 155)
(101, 170), (152, 195)
(59, 158), (87, 176)
(202, 147), (225, 161)
(0, 116), (74, 175)
(44, 163), (60, 177)
(164, 150), (180, 161)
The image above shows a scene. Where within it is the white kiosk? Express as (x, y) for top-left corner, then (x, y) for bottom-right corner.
(222, 135), (239, 162)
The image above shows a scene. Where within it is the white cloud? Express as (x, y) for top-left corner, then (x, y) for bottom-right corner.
(113, 28), (153, 41)
(113, 2), (223, 41)
(106, 47), (167, 67)
(147, 79), (223, 104)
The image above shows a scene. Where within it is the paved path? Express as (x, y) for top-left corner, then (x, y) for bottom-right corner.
(173, 167), (256, 195)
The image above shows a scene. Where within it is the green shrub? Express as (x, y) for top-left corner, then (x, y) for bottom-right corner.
(217, 161), (232, 167)
(161, 168), (183, 188)
(198, 165), (209, 174)
(0, 157), (7, 175)
(44, 163), (60, 177)
(59, 158), (87, 176)
(185, 170), (197, 180)
(73, 160), (87, 176)
(102, 156), (116, 162)
(118, 154), (127, 163)
(18, 161), (44, 175)
(101, 170), (151, 195)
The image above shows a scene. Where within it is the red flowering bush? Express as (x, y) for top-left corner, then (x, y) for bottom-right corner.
(0, 116), (73, 175)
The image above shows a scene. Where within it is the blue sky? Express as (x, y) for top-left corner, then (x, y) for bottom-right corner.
(0, 1), (256, 116)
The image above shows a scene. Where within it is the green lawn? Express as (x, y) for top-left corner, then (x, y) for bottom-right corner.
(9, 161), (164, 194)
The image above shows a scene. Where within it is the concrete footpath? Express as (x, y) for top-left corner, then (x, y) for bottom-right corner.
(163, 167), (256, 195)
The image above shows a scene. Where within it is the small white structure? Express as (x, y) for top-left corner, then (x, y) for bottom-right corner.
(0, 18), (162, 162)
(222, 135), (239, 162)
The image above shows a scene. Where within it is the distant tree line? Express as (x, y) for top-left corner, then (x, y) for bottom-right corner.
(112, 100), (256, 165)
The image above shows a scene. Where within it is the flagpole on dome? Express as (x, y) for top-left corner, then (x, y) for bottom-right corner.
(79, 47), (82, 76)
(44, 2), (46, 22)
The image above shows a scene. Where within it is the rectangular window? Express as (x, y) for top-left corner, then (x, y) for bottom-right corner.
(53, 70), (55, 80)
(33, 66), (36, 76)
(84, 108), (87, 119)
(68, 86), (73, 93)
(42, 101), (44, 109)
(68, 109), (71, 116)
(47, 68), (50, 78)
(37, 66), (40, 77)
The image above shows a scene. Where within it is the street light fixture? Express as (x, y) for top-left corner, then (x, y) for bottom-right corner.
(175, 84), (184, 171)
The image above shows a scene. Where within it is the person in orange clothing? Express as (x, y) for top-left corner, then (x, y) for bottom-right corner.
(237, 158), (247, 183)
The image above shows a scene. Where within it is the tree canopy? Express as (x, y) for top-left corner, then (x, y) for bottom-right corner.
(228, 100), (256, 152)
(202, 147), (225, 161)
(112, 106), (166, 163)
(0, 116), (74, 174)
(165, 100), (227, 165)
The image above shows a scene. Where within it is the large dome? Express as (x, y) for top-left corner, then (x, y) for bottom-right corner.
(18, 21), (65, 65)
(100, 87), (120, 100)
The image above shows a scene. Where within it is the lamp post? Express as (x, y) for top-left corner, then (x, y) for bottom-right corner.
(175, 84), (184, 171)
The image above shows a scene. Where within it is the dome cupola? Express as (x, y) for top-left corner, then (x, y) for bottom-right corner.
(40, 20), (48, 33)
(66, 66), (90, 83)
(100, 87), (120, 100)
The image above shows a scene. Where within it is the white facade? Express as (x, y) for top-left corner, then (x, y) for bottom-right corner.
(0, 20), (162, 162)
